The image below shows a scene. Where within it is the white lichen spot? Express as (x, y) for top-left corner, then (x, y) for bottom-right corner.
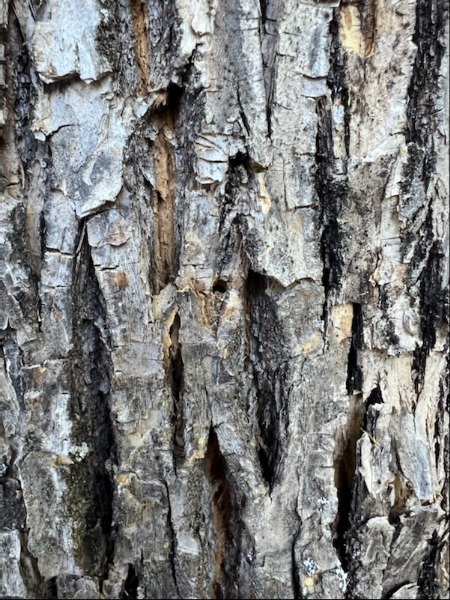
(317, 495), (329, 507)
(70, 442), (90, 461)
(302, 557), (319, 576)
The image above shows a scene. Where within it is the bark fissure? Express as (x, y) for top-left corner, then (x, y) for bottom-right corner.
(333, 402), (363, 574)
(18, 529), (56, 600)
(346, 303), (363, 395)
(316, 97), (348, 313)
(69, 235), (117, 582)
(164, 481), (181, 598)
(169, 312), (185, 467)
(205, 427), (254, 599)
(412, 240), (446, 392)
(245, 269), (288, 492)
(406, 0), (447, 147)
(416, 530), (444, 600)
(291, 528), (303, 600)
(120, 564), (139, 600)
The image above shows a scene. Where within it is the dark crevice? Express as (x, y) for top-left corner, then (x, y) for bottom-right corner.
(334, 384), (384, 573)
(412, 240), (445, 393)
(245, 269), (288, 492)
(148, 82), (185, 294)
(346, 303), (363, 395)
(402, 0), (448, 399)
(382, 580), (413, 600)
(316, 8), (351, 323)
(237, 87), (251, 136)
(46, 577), (58, 599)
(266, 102), (272, 139)
(120, 564), (139, 600)
(439, 358), (449, 513)
(11, 11), (37, 177)
(316, 102), (348, 318)
(218, 151), (250, 235)
(161, 81), (185, 117)
(213, 278), (228, 294)
(327, 11), (350, 158)
(417, 530), (445, 599)
(205, 426), (255, 599)
(164, 482), (181, 598)
(259, 0), (267, 24)
(169, 312), (185, 467)
(405, 0), (447, 147)
(333, 396), (367, 573)
(363, 384), (383, 435)
(39, 208), (47, 259)
(291, 528), (303, 599)
(69, 230), (117, 583)
(18, 530), (57, 600)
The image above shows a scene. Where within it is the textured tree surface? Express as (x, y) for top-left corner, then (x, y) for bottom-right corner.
(0, 0), (449, 598)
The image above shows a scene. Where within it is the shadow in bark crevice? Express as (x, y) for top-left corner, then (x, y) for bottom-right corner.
(169, 312), (185, 468)
(244, 269), (288, 492)
(205, 427), (254, 599)
(69, 233), (117, 584)
(120, 564), (139, 600)
(346, 303), (363, 395)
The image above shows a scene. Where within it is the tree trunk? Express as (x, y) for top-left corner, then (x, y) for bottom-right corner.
(1, 0), (448, 598)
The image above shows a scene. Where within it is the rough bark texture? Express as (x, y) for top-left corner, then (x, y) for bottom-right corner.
(0, 0), (448, 599)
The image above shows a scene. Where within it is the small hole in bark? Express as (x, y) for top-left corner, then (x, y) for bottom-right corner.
(213, 279), (228, 294)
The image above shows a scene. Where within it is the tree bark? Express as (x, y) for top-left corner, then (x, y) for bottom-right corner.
(0, 0), (448, 598)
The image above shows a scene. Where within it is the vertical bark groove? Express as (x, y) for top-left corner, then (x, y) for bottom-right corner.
(245, 269), (288, 492)
(205, 427), (254, 599)
(69, 238), (117, 582)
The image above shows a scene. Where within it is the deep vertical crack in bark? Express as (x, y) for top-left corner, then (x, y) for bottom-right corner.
(205, 426), (254, 599)
(245, 269), (288, 492)
(291, 527), (303, 600)
(333, 396), (363, 575)
(120, 564), (139, 600)
(69, 230), (117, 582)
(164, 481), (181, 599)
(346, 303), (363, 395)
(169, 312), (185, 467)
(404, 0), (448, 394)
(316, 91), (348, 319)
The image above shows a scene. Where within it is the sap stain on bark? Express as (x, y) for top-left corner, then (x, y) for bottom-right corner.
(129, 81), (184, 294)
(130, 0), (150, 95)
(340, 0), (378, 58)
(205, 427), (254, 599)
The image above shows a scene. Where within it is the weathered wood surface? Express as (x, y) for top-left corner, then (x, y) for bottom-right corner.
(0, 0), (448, 598)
